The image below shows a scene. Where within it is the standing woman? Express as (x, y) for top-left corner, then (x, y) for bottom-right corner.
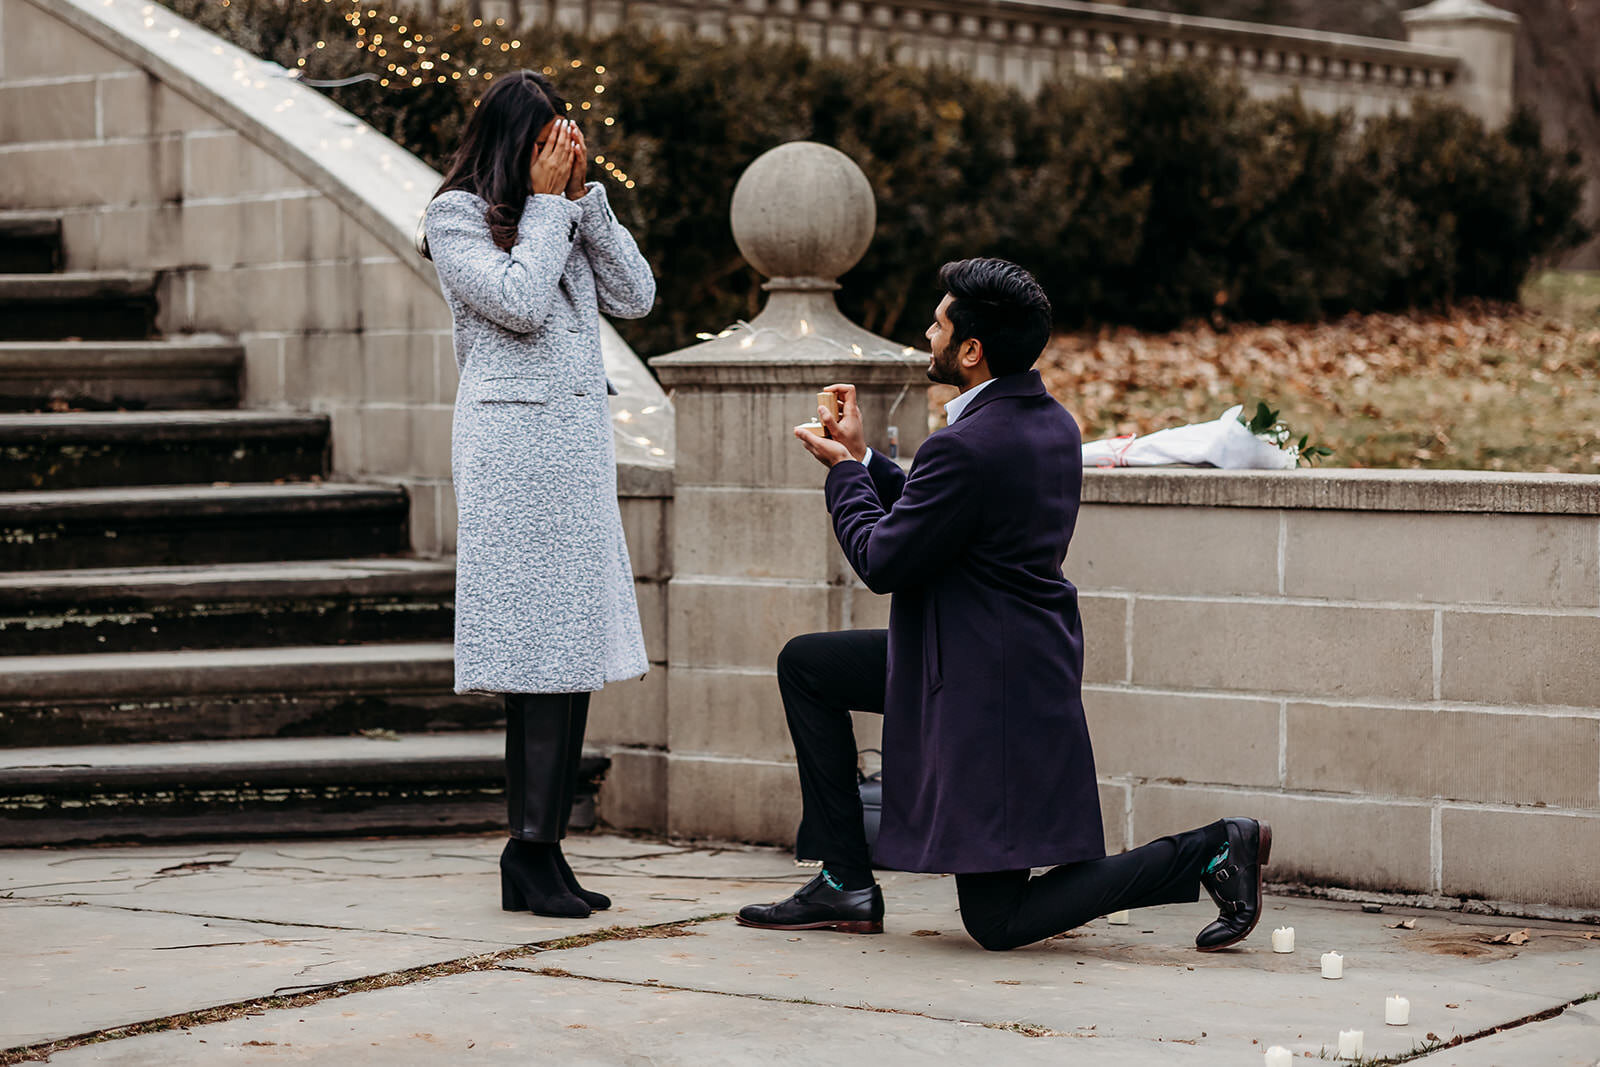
(420, 71), (656, 918)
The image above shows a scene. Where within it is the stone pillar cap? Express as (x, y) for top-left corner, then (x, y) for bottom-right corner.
(653, 140), (927, 388)
(1402, 0), (1519, 28)
(730, 141), (876, 291)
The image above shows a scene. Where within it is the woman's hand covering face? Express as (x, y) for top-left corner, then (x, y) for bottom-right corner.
(565, 122), (590, 200)
(529, 118), (577, 197)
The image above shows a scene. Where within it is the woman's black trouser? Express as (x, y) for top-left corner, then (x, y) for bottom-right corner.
(777, 628), (1229, 951)
(504, 691), (591, 843)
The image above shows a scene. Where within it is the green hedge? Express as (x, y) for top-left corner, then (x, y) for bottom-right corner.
(164, 1), (1591, 356)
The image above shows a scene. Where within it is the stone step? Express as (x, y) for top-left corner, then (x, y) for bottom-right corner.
(0, 271), (159, 341)
(0, 557), (455, 656)
(0, 482), (410, 571)
(0, 410), (330, 491)
(0, 211), (63, 274)
(0, 642), (498, 746)
(0, 731), (573, 846)
(0, 339), (241, 411)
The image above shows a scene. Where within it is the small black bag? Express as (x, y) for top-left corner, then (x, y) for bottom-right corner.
(859, 749), (883, 850)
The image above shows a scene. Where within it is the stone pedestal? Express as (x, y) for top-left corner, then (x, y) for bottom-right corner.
(1404, 0), (1519, 127)
(652, 142), (928, 844)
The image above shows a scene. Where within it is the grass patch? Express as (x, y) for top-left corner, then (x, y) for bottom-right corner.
(1016, 274), (1600, 473)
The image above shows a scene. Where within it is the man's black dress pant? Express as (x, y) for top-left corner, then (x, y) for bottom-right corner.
(776, 629), (1228, 951)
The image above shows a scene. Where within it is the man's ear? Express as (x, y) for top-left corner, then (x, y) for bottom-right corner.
(960, 337), (984, 369)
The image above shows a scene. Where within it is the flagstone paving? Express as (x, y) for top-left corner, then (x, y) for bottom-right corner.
(3, 833), (1596, 1064)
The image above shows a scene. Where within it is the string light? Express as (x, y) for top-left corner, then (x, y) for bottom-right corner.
(259, 0), (634, 187)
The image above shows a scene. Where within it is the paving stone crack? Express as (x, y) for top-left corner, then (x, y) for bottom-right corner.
(0, 914), (729, 1065)
(1382, 989), (1600, 1065)
(520, 963), (1088, 1041)
(7, 897), (515, 945)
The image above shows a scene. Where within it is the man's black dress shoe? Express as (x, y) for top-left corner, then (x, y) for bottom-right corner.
(1195, 818), (1272, 952)
(736, 873), (885, 934)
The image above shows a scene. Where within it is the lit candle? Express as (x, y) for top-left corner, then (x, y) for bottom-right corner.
(1321, 951), (1344, 979)
(1264, 1047), (1293, 1067)
(1337, 1030), (1364, 1059)
(1271, 926), (1295, 953)
(1385, 995), (1410, 1026)
(1106, 910), (1130, 925)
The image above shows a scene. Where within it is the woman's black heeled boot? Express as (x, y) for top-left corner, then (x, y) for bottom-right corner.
(553, 694), (611, 911)
(500, 839), (589, 917)
(502, 692), (590, 918)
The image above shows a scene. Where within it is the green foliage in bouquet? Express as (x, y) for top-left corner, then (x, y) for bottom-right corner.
(162, 0), (1592, 359)
(1241, 401), (1334, 466)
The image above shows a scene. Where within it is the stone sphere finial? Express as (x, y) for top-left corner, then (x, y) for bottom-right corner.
(730, 142), (876, 291)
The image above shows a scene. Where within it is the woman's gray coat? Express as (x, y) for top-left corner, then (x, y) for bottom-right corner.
(424, 182), (656, 694)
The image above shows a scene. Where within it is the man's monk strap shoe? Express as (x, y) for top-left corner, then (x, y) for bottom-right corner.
(736, 873), (885, 934)
(1195, 818), (1272, 952)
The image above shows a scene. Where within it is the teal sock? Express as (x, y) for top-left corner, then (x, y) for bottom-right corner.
(822, 864), (874, 891)
(1204, 842), (1230, 874)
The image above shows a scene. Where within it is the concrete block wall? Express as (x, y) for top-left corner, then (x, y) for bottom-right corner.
(588, 475), (674, 832)
(1073, 469), (1600, 912)
(653, 368), (917, 846)
(0, 0), (458, 551)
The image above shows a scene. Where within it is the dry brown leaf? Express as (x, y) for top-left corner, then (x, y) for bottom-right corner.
(911, 929), (941, 937)
(1478, 929), (1531, 946)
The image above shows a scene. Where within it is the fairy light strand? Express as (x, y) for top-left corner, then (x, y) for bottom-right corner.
(271, 0), (633, 185)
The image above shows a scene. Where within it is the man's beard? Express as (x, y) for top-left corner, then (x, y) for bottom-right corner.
(926, 337), (962, 386)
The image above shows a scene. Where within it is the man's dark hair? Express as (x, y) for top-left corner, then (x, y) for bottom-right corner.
(937, 258), (1053, 377)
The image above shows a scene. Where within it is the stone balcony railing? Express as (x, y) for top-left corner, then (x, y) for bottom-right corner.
(404, 0), (1516, 124)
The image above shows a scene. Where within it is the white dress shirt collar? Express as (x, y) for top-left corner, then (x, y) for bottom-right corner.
(943, 376), (996, 425)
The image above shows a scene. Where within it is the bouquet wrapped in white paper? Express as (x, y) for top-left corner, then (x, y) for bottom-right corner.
(1082, 404), (1304, 470)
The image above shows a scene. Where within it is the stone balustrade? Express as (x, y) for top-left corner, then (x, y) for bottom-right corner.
(407, 0), (1517, 124)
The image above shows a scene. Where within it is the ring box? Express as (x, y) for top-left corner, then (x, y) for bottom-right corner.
(815, 392), (841, 439)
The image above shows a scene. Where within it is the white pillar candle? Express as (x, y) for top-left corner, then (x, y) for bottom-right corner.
(1337, 1030), (1364, 1059)
(1385, 995), (1410, 1026)
(1321, 951), (1344, 979)
(1271, 926), (1295, 953)
(1106, 909), (1130, 925)
(1264, 1046), (1293, 1067)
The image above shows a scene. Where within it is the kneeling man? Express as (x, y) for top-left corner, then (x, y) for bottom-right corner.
(737, 258), (1271, 952)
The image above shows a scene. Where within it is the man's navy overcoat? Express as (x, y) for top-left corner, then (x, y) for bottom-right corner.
(823, 370), (1104, 873)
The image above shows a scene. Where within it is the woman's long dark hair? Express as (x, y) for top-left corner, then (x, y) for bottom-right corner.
(423, 70), (569, 257)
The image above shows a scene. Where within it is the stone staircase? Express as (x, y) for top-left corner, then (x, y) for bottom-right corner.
(0, 209), (520, 846)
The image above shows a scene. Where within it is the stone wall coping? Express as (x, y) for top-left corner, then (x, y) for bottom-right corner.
(618, 461), (674, 498)
(984, 0), (1461, 70)
(1402, 0), (1521, 30)
(653, 356), (927, 388)
(31, 0), (673, 468)
(1082, 467), (1600, 515)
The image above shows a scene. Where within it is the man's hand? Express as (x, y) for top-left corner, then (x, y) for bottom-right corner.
(795, 424), (853, 468)
(819, 384), (867, 462)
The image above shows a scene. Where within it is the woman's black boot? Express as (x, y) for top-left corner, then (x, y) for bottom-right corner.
(502, 693), (590, 918)
(500, 839), (589, 917)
